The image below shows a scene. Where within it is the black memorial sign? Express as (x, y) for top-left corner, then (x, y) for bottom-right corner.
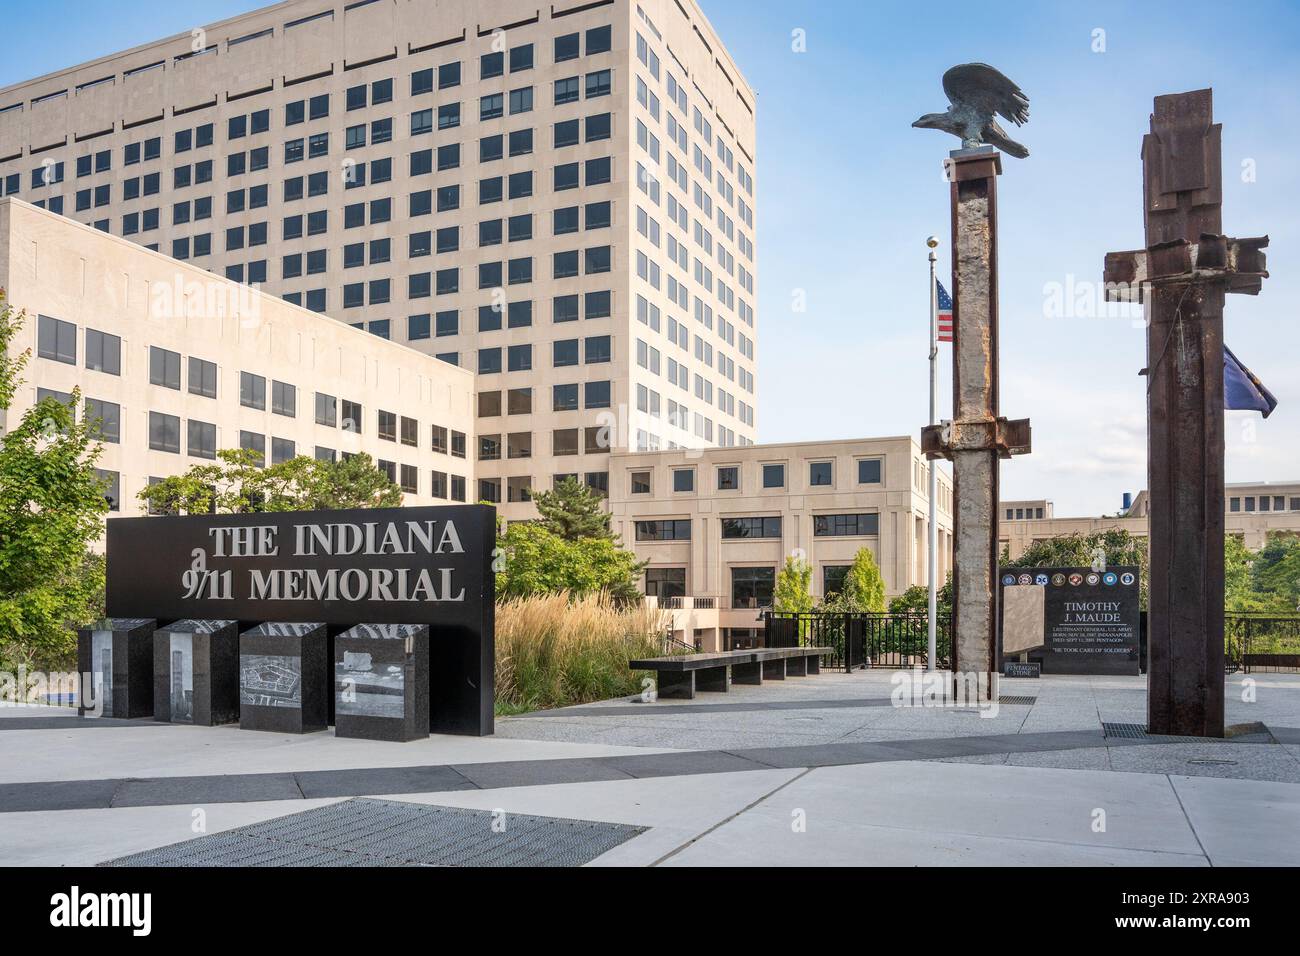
(105, 504), (496, 735)
(999, 566), (1140, 676)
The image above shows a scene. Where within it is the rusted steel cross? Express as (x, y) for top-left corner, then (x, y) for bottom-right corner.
(921, 148), (1032, 698)
(1103, 89), (1269, 737)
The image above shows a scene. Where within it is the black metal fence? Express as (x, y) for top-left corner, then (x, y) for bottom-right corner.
(764, 611), (953, 672)
(763, 611), (1299, 675)
(1226, 614), (1300, 673)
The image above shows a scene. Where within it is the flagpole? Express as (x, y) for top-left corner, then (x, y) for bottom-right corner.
(927, 237), (940, 672)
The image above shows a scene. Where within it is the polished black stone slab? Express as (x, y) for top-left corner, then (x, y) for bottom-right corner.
(334, 623), (430, 742)
(76, 618), (156, 719)
(153, 620), (239, 726)
(239, 622), (328, 734)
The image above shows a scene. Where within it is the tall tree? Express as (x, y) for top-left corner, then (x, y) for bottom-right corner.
(773, 555), (814, 615)
(496, 477), (643, 603)
(138, 448), (403, 514)
(889, 573), (954, 617)
(0, 294), (109, 672)
(822, 547), (887, 613)
(495, 522), (642, 605)
(1249, 533), (1300, 612)
(531, 477), (613, 541)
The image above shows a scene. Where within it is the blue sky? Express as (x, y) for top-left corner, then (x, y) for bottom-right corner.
(4, 0), (1298, 517)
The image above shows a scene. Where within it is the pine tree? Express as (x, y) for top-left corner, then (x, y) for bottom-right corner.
(531, 476), (614, 541)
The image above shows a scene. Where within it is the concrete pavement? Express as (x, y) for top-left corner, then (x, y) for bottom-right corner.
(2, 671), (1298, 866)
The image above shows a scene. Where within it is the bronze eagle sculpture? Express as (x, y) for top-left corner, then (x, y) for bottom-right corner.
(912, 63), (1030, 158)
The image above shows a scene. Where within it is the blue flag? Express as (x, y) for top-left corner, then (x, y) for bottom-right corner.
(1224, 345), (1277, 418)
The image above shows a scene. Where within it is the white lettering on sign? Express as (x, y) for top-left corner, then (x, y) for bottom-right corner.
(290, 520), (465, 557)
(1062, 600), (1122, 623)
(183, 519), (470, 605)
(249, 567), (465, 603)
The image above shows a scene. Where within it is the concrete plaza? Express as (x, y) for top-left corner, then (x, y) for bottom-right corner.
(2, 670), (1299, 866)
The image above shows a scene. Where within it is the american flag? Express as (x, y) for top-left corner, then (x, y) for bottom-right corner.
(936, 280), (953, 343)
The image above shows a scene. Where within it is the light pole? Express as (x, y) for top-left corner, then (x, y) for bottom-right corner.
(927, 236), (939, 672)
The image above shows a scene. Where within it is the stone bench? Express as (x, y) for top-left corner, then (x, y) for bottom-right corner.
(628, 647), (833, 700)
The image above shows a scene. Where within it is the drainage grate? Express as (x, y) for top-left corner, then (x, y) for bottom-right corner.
(1102, 722), (1213, 742)
(996, 696), (1037, 705)
(1103, 722), (1150, 739)
(100, 798), (645, 868)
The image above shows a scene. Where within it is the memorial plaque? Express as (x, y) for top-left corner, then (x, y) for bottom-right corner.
(76, 618), (156, 718)
(1003, 661), (1041, 679)
(999, 567), (1141, 675)
(334, 623), (430, 742)
(153, 620), (240, 725)
(239, 622), (328, 734)
(105, 505), (495, 736)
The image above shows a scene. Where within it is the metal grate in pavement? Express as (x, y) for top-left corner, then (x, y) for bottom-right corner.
(100, 798), (644, 867)
(1103, 722), (1149, 738)
(996, 696), (1037, 705)
(1102, 722), (1214, 742)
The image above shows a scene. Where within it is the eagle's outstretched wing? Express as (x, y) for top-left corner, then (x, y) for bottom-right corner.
(984, 119), (1029, 159)
(942, 63), (1029, 126)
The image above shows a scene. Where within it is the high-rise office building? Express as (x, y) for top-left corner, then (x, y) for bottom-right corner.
(0, 0), (759, 519)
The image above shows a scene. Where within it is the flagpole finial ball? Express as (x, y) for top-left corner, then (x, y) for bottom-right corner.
(926, 236), (939, 249)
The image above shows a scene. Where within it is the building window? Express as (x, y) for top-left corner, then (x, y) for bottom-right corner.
(84, 398), (120, 444)
(814, 513), (880, 537)
(631, 471), (651, 494)
(552, 428), (579, 456)
(400, 464), (419, 494)
(508, 388), (532, 415)
(429, 470), (448, 499)
(271, 439), (297, 465)
(763, 463), (785, 489)
(731, 567), (775, 609)
(823, 565), (851, 598)
(149, 346), (181, 390)
(635, 520), (691, 542)
(809, 461), (833, 486)
(721, 517), (782, 539)
(148, 411), (180, 454)
(240, 371), (266, 410)
(857, 459), (882, 484)
(315, 392), (338, 427)
(187, 420), (217, 459)
(85, 328), (122, 375)
(673, 469), (695, 493)
(96, 469), (120, 512)
(188, 357), (217, 399)
(38, 315), (77, 365)
(644, 567), (686, 599)
(717, 466), (739, 491)
(239, 430), (266, 466)
(272, 380), (296, 417)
